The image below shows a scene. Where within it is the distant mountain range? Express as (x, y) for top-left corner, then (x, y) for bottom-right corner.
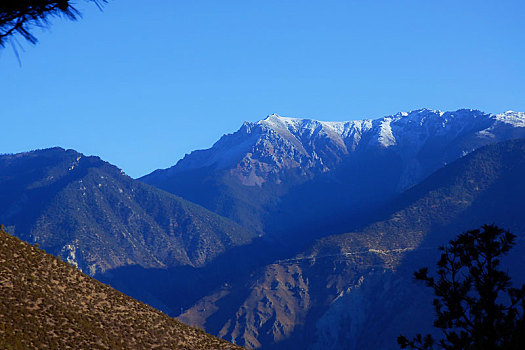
(141, 109), (525, 238)
(2, 109), (525, 349)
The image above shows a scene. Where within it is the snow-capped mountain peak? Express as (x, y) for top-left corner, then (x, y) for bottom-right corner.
(164, 109), (525, 187)
(494, 110), (525, 127)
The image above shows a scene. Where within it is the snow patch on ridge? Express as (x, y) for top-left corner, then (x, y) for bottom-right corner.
(494, 111), (525, 127)
(376, 118), (397, 148)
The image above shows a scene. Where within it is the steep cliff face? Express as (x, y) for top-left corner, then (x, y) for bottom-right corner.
(141, 109), (525, 236)
(179, 139), (525, 349)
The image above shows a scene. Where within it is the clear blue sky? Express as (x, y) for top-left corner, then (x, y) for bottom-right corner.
(1, 0), (524, 177)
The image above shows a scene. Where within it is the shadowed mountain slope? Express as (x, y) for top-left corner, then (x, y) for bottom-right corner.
(0, 227), (242, 349)
(179, 138), (525, 349)
(141, 109), (525, 239)
(0, 148), (255, 275)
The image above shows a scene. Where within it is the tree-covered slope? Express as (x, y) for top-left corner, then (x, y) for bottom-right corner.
(0, 148), (255, 275)
(0, 227), (242, 349)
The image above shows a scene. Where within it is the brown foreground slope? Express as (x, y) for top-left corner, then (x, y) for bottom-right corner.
(0, 227), (241, 349)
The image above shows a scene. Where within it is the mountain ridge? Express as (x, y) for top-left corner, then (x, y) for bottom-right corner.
(0, 147), (255, 275)
(147, 109), (525, 178)
(141, 109), (525, 236)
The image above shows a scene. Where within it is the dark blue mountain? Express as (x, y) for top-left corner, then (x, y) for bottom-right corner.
(0, 147), (255, 275)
